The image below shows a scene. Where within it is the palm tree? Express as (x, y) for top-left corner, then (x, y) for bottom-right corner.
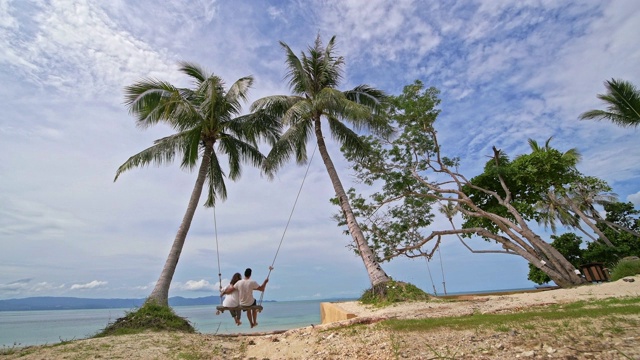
(579, 78), (640, 128)
(251, 35), (392, 288)
(528, 137), (583, 233)
(527, 138), (617, 247)
(115, 62), (279, 306)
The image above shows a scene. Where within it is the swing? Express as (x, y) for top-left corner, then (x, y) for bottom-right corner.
(424, 239), (447, 296)
(214, 145), (317, 315)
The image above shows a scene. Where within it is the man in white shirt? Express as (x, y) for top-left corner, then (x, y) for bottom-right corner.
(235, 267), (269, 328)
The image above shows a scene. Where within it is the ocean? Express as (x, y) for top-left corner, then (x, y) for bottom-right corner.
(0, 300), (324, 348)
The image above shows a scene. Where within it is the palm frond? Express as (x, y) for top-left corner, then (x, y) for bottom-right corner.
(179, 127), (203, 171)
(251, 95), (302, 118)
(179, 61), (208, 85)
(438, 201), (458, 220)
(217, 136), (264, 181)
(327, 116), (368, 158)
(344, 85), (386, 111)
(579, 78), (640, 128)
(233, 110), (282, 146)
(281, 100), (313, 127)
(280, 41), (312, 95)
(225, 76), (254, 110)
(263, 121), (313, 177)
(114, 131), (193, 181)
(204, 151), (227, 207)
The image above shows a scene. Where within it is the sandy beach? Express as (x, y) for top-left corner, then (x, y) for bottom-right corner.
(3, 276), (639, 359)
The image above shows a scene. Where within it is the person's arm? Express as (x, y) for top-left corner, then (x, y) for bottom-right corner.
(256, 278), (268, 292)
(221, 285), (234, 295)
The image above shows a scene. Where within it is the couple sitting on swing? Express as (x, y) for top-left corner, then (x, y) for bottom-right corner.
(220, 267), (270, 328)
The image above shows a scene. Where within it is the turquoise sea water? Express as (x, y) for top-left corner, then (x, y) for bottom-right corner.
(0, 300), (323, 348)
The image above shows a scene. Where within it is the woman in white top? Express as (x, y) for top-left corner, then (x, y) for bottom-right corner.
(221, 272), (242, 325)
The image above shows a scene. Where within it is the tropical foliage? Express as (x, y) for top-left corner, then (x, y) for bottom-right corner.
(579, 78), (640, 128)
(528, 202), (640, 284)
(338, 80), (638, 288)
(116, 62), (279, 306)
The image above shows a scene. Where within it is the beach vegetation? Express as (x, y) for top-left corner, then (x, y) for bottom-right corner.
(251, 35), (393, 289)
(383, 296), (640, 332)
(359, 279), (430, 306)
(528, 202), (639, 284)
(95, 301), (195, 336)
(579, 78), (640, 128)
(0, 343), (22, 356)
(115, 62), (279, 308)
(610, 257), (640, 281)
(337, 80), (638, 288)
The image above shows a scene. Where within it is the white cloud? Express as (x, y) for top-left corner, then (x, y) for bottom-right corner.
(70, 280), (108, 290)
(0, 279), (65, 296)
(627, 191), (640, 206)
(174, 279), (216, 292)
(0, 0), (179, 100)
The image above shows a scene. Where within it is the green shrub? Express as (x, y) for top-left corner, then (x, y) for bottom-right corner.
(95, 301), (195, 337)
(360, 280), (430, 307)
(610, 258), (640, 281)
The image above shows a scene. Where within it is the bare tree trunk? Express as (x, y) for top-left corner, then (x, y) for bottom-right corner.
(147, 144), (214, 306)
(314, 119), (390, 287)
(563, 195), (615, 247)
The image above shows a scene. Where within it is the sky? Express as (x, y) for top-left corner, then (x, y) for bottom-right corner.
(1, 0), (639, 302)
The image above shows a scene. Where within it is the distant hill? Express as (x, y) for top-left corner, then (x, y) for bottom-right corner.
(0, 295), (221, 311)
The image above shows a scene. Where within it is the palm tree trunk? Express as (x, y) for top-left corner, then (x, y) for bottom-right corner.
(147, 143), (214, 306)
(313, 119), (391, 287)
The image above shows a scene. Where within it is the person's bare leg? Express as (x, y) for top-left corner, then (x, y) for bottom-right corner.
(250, 309), (258, 328)
(246, 310), (253, 327)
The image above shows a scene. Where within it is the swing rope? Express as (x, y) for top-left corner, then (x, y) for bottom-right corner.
(258, 144), (317, 306)
(424, 242), (448, 296)
(424, 257), (438, 296)
(214, 206), (223, 304)
(437, 243), (447, 295)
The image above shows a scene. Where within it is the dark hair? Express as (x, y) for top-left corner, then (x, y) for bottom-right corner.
(244, 268), (252, 277)
(231, 272), (241, 285)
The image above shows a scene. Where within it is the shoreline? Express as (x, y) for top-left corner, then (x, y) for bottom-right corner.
(3, 276), (639, 359)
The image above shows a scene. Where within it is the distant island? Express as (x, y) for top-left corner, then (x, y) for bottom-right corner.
(0, 295), (228, 311)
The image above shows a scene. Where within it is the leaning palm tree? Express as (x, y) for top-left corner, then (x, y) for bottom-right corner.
(251, 35), (392, 288)
(115, 62), (279, 306)
(527, 138), (618, 247)
(579, 78), (640, 128)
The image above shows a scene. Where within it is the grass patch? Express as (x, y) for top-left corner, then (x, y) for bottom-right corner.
(360, 280), (430, 307)
(95, 301), (195, 337)
(610, 258), (640, 281)
(383, 296), (640, 332)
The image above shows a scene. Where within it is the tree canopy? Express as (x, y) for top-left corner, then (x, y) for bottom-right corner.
(337, 80), (637, 288)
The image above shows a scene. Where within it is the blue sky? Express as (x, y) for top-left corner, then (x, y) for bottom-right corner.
(1, 0), (638, 301)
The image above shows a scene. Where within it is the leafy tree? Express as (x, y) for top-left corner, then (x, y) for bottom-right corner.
(583, 202), (640, 267)
(338, 80), (637, 288)
(116, 62), (279, 306)
(251, 36), (393, 288)
(579, 78), (640, 128)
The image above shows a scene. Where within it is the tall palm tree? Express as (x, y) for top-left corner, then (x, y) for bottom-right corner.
(251, 35), (392, 288)
(115, 62), (279, 306)
(579, 78), (640, 128)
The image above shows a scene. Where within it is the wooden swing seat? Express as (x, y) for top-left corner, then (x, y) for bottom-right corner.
(216, 305), (263, 313)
